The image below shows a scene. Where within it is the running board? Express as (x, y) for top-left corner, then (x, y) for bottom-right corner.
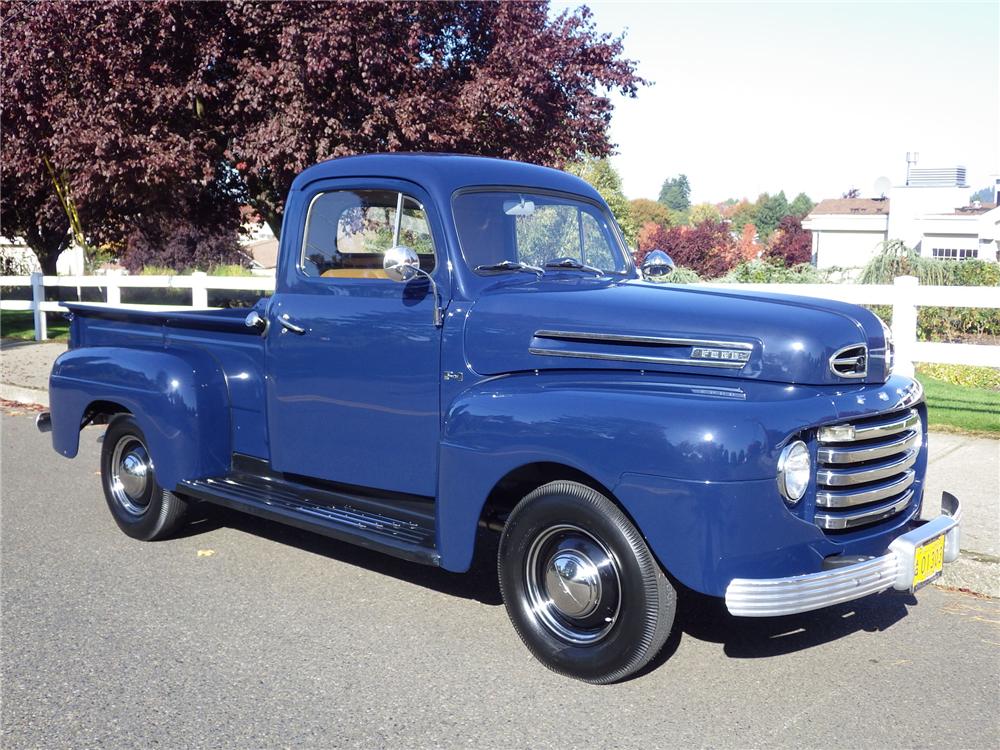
(178, 475), (440, 566)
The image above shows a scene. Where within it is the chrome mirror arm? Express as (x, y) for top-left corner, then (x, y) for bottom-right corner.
(383, 245), (444, 327)
(412, 267), (444, 327)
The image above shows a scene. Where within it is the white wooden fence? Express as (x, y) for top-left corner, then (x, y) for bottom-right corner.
(1, 271), (998, 374)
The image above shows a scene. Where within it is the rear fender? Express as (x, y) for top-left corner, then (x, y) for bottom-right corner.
(49, 346), (231, 489)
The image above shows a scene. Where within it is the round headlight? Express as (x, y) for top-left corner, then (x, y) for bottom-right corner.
(777, 440), (810, 505)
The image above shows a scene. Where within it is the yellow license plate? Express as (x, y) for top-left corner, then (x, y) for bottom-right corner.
(912, 535), (945, 590)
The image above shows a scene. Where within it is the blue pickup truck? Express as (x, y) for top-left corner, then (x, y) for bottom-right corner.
(40, 154), (961, 683)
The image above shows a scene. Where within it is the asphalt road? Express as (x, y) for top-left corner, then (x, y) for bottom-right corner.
(2, 411), (998, 749)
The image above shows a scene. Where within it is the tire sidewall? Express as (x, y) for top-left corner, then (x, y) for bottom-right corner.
(499, 483), (672, 683)
(100, 416), (171, 541)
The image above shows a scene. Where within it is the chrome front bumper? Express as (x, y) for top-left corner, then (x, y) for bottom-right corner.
(725, 492), (961, 617)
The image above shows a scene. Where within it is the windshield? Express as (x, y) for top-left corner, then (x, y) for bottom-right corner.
(453, 190), (630, 276)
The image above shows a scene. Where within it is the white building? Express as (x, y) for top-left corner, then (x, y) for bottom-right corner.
(802, 198), (890, 269)
(804, 169), (1000, 268)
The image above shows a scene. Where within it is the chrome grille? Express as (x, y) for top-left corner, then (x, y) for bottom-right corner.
(814, 409), (921, 531)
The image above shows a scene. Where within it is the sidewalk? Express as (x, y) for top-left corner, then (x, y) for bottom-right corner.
(0, 338), (65, 405)
(2, 338), (997, 595)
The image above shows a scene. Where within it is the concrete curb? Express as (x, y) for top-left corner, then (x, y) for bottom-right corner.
(0, 383), (49, 408)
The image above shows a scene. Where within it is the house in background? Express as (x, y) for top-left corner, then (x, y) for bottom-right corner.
(802, 198), (890, 269)
(239, 206), (279, 274)
(804, 166), (1000, 269)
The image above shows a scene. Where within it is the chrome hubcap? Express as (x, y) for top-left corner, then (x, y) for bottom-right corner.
(525, 524), (621, 645)
(545, 550), (602, 618)
(109, 436), (152, 516)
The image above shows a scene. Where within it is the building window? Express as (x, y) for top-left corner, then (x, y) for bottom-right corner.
(931, 247), (978, 261)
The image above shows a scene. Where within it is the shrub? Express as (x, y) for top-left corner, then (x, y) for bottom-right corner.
(765, 215), (812, 266)
(859, 240), (950, 285)
(917, 364), (1000, 391)
(649, 220), (740, 278)
(140, 265), (177, 276)
(720, 260), (831, 284)
(860, 242), (1000, 341)
(207, 263), (253, 277)
(660, 266), (701, 284)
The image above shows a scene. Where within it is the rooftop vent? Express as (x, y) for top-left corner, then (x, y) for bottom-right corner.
(907, 167), (967, 188)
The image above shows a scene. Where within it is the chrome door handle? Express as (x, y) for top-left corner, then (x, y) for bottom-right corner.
(278, 313), (306, 335)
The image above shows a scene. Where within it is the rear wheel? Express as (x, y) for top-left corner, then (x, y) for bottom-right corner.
(498, 480), (676, 683)
(100, 415), (188, 541)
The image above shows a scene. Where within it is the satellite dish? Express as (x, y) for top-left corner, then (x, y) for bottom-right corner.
(873, 176), (891, 199)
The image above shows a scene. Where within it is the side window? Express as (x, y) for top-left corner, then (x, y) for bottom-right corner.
(301, 189), (435, 278)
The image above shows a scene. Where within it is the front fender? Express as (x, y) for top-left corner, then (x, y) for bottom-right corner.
(436, 372), (834, 571)
(49, 346), (231, 490)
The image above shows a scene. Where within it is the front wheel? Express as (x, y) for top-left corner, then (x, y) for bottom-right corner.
(498, 481), (676, 683)
(100, 415), (188, 541)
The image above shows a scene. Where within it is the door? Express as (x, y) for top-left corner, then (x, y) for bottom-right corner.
(266, 182), (444, 497)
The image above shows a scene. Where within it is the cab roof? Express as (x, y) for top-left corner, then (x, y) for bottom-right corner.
(290, 153), (603, 203)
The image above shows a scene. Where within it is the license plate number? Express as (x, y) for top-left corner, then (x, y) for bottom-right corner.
(912, 535), (945, 591)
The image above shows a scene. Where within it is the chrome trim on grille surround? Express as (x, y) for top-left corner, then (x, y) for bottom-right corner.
(726, 492), (960, 616)
(817, 409), (920, 443)
(817, 430), (919, 464)
(816, 471), (915, 508)
(814, 490), (914, 530)
(817, 450), (918, 487)
(812, 407), (924, 532)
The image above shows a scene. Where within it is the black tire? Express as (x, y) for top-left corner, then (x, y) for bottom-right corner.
(498, 481), (676, 684)
(100, 415), (187, 541)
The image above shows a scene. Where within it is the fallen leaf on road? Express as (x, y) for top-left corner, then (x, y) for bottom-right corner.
(196, 549), (216, 557)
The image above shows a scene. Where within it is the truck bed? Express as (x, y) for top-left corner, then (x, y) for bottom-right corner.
(64, 302), (269, 458)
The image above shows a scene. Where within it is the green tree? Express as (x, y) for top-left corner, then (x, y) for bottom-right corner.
(789, 192), (814, 218)
(567, 157), (637, 245)
(629, 198), (672, 231)
(754, 191), (789, 240)
(658, 174), (691, 212)
(727, 200), (757, 234)
(689, 202), (721, 225)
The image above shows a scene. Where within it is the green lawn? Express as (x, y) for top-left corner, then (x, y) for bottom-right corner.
(0, 311), (69, 341)
(918, 375), (1000, 436)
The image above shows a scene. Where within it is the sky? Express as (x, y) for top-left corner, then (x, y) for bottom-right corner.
(551, 1), (1000, 203)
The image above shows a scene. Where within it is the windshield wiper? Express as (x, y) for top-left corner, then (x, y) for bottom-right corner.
(543, 257), (604, 276)
(474, 260), (544, 277)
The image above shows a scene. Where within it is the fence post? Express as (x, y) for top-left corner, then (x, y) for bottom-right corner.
(105, 271), (121, 305)
(190, 271), (208, 308)
(891, 275), (918, 377)
(30, 271), (47, 341)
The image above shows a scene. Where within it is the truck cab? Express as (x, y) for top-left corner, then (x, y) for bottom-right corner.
(43, 154), (961, 683)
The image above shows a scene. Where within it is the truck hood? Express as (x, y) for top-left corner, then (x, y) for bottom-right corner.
(462, 278), (891, 385)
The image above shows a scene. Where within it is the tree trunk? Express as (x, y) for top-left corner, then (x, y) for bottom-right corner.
(38, 247), (60, 275)
(24, 225), (69, 276)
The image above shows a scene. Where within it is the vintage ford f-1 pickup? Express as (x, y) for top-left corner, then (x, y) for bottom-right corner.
(40, 154), (961, 683)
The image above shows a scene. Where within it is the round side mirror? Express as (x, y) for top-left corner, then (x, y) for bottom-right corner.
(383, 246), (420, 282)
(641, 249), (675, 280)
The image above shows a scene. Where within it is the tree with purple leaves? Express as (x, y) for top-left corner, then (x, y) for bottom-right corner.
(1, 1), (643, 273)
(766, 215), (813, 266)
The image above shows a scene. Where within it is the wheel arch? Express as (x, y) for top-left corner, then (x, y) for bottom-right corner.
(48, 346), (232, 489)
(478, 461), (618, 530)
